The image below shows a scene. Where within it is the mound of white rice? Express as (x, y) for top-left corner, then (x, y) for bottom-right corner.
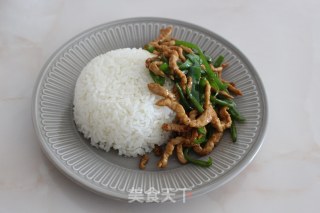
(73, 48), (174, 157)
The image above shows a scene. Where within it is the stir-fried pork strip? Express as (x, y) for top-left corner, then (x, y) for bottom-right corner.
(162, 123), (190, 132)
(192, 132), (223, 156)
(148, 83), (176, 100)
(156, 98), (191, 125)
(139, 154), (149, 170)
(149, 61), (166, 77)
(158, 136), (188, 168)
(176, 143), (188, 164)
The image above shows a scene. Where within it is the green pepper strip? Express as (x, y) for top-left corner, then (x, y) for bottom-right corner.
(199, 77), (207, 89)
(197, 126), (207, 135)
(199, 77), (207, 105)
(229, 107), (246, 122)
(210, 96), (245, 122)
(159, 62), (170, 75)
(181, 70), (189, 75)
(149, 71), (165, 86)
(175, 40), (228, 91)
(230, 120), (237, 142)
(186, 87), (204, 113)
(184, 148), (212, 167)
(202, 50), (213, 63)
(194, 135), (207, 144)
(176, 83), (193, 111)
(188, 66), (202, 102)
(210, 96), (236, 108)
(179, 59), (193, 70)
(186, 54), (202, 66)
(144, 44), (155, 53)
(205, 54), (213, 63)
(213, 55), (224, 68)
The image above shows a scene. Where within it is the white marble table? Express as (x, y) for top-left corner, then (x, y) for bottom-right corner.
(1, 0), (319, 212)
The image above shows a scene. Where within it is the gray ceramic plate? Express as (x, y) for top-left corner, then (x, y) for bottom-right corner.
(32, 17), (267, 202)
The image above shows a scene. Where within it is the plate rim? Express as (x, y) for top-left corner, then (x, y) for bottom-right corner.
(32, 16), (268, 202)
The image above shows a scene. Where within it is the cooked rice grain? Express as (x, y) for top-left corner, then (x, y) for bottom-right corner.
(73, 48), (173, 157)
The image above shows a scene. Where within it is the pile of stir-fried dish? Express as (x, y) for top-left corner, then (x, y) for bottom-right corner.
(139, 27), (245, 169)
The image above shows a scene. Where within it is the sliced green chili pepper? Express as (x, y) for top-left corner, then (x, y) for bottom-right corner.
(210, 96), (236, 108)
(144, 44), (155, 53)
(176, 83), (193, 111)
(229, 107), (246, 122)
(194, 136), (207, 144)
(206, 123), (215, 138)
(192, 48), (200, 55)
(202, 51), (213, 63)
(199, 77), (207, 104)
(213, 55), (224, 68)
(159, 62), (170, 74)
(186, 54), (202, 66)
(149, 71), (165, 86)
(223, 98), (236, 105)
(205, 54), (213, 63)
(230, 120), (237, 142)
(187, 66), (202, 102)
(184, 148), (212, 167)
(210, 97), (245, 122)
(186, 87), (204, 113)
(199, 77), (207, 89)
(179, 59), (193, 70)
(181, 70), (189, 75)
(195, 127), (207, 144)
(175, 40), (228, 91)
(197, 126), (207, 135)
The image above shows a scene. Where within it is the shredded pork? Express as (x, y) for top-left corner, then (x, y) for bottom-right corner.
(143, 26), (243, 169)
